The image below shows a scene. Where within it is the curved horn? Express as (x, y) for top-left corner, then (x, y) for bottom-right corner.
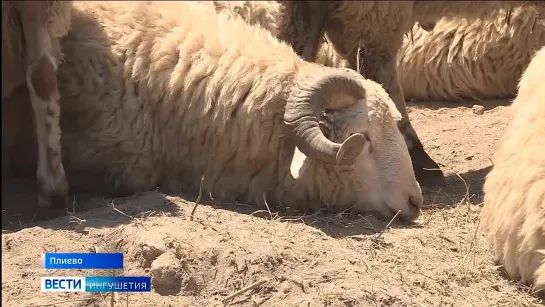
(284, 67), (368, 165)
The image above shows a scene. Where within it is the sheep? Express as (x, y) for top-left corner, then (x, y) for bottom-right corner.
(214, 2), (545, 103)
(2, 1), (72, 209)
(216, 1), (545, 188)
(209, 1), (349, 68)
(398, 6), (545, 102)
(480, 46), (545, 295)
(211, 2), (545, 102)
(22, 1), (426, 221)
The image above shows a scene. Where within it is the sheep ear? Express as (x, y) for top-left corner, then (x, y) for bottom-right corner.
(290, 146), (312, 179)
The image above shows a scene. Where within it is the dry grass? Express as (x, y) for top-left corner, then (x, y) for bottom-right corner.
(2, 188), (544, 306)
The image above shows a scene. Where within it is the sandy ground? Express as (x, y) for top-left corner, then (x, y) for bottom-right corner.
(2, 99), (544, 307)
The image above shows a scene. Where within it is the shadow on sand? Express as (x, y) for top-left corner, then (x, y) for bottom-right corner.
(421, 165), (492, 209)
(2, 164), (493, 238)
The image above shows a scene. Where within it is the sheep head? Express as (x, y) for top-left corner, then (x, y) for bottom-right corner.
(284, 68), (423, 221)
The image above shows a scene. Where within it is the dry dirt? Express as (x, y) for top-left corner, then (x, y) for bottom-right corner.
(2, 99), (544, 307)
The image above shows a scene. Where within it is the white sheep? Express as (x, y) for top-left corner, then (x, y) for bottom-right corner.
(480, 46), (545, 294)
(398, 6), (545, 101)
(34, 1), (425, 221)
(2, 1), (72, 209)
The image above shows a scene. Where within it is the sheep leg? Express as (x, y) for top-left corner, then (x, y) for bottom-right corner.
(352, 49), (446, 187)
(19, 3), (69, 209)
(384, 60), (446, 187)
(322, 18), (446, 186)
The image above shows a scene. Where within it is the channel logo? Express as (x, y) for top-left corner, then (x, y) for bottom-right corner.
(40, 253), (151, 293)
(41, 276), (151, 293)
(41, 277), (85, 292)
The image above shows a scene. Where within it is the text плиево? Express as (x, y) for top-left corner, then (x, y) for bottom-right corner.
(42, 253), (123, 269)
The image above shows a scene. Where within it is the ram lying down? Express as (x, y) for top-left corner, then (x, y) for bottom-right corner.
(45, 1), (423, 220)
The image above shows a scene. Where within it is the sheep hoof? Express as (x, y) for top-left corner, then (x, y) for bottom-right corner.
(336, 133), (366, 164)
(409, 143), (446, 187)
(416, 169), (446, 188)
(36, 178), (69, 210)
(37, 192), (69, 210)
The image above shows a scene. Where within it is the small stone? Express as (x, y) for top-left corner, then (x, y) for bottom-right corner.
(150, 251), (183, 293)
(278, 280), (292, 294)
(140, 243), (165, 268)
(472, 105), (485, 115)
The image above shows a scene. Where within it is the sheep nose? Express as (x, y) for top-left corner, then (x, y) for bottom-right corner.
(409, 194), (423, 210)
